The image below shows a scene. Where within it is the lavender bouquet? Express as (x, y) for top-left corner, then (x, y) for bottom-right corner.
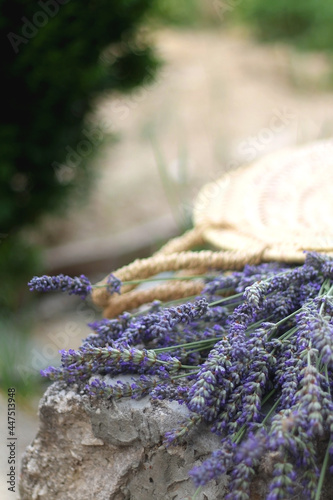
(29, 251), (333, 499)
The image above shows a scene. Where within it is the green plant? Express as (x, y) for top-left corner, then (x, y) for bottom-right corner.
(0, 234), (42, 313)
(2, 0), (158, 234)
(237, 0), (333, 52)
(1, 0), (159, 310)
(30, 253), (333, 498)
(150, 0), (222, 28)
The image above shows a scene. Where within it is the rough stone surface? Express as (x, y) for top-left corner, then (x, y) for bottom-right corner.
(19, 381), (333, 500)
(19, 381), (227, 500)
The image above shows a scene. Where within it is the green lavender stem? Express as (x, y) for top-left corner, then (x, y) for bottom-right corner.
(153, 337), (224, 354)
(209, 292), (244, 307)
(315, 440), (331, 500)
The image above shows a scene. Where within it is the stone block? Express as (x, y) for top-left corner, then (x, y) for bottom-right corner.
(19, 381), (227, 500)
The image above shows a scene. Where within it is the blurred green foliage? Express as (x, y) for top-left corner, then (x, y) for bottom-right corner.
(151, 0), (333, 55)
(2, 0), (332, 313)
(1, 0), (159, 311)
(151, 0), (203, 27)
(2, 0), (158, 234)
(235, 0), (333, 52)
(150, 0), (222, 28)
(0, 234), (42, 313)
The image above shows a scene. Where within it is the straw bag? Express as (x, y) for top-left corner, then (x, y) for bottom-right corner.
(92, 139), (333, 318)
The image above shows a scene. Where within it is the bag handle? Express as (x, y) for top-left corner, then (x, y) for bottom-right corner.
(91, 234), (265, 316)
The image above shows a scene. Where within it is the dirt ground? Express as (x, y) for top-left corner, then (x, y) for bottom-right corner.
(9, 27), (333, 500)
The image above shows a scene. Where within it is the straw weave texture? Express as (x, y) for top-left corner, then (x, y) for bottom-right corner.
(193, 139), (333, 262)
(92, 139), (333, 317)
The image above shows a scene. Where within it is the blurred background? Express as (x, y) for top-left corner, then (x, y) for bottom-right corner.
(1, 0), (333, 495)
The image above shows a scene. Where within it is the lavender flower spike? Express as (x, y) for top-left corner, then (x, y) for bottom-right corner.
(28, 274), (92, 299)
(106, 273), (122, 295)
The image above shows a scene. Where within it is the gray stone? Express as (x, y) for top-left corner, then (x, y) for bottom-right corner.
(19, 381), (227, 500)
(19, 381), (333, 500)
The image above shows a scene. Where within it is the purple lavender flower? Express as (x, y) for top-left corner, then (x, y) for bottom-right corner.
(106, 273), (122, 295)
(36, 252), (333, 499)
(304, 251), (333, 278)
(273, 338), (305, 410)
(40, 366), (63, 381)
(86, 375), (156, 399)
(235, 262), (290, 292)
(266, 458), (297, 500)
(296, 297), (333, 368)
(225, 432), (267, 500)
(291, 365), (333, 438)
(113, 298), (209, 348)
(243, 265), (320, 310)
(28, 274), (92, 299)
(187, 336), (234, 420)
(164, 414), (202, 446)
(42, 343), (186, 385)
(189, 440), (235, 487)
(202, 262), (288, 297)
(213, 330), (275, 435)
(150, 382), (190, 404)
(86, 313), (132, 347)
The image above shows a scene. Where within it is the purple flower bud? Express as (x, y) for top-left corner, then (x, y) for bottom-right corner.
(106, 273), (122, 295)
(28, 274), (92, 299)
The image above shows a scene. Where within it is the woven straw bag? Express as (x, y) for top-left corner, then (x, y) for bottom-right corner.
(92, 139), (333, 318)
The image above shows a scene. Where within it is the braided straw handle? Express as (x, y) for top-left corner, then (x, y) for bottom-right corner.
(92, 139), (333, 318)
(91, 243), (265, 316)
